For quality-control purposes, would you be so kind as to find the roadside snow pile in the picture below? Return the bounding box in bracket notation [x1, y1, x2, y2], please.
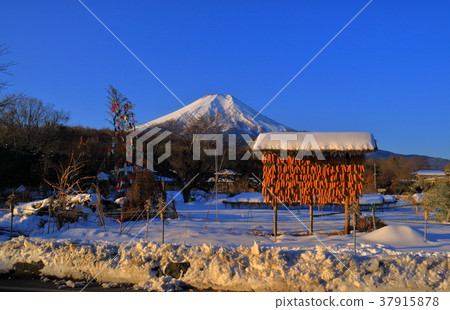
[224, 193, 265, 203]
[361, 225, 427, 246]
[0, 237, 448, 292]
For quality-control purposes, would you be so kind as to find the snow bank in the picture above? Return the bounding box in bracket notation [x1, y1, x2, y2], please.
[361, 225, 427, 246]
[0, 212, 44, 235]
[224, 193, 265, 203]
[13, 202, 40, 216]
[0, 237, 448, 292]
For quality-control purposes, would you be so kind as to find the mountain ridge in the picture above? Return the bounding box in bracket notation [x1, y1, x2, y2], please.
[366, 150, 449, 170]
[137, 94, 294, 136]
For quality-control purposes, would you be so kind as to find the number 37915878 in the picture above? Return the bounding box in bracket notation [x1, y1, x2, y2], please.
[379, 296, 439, 307]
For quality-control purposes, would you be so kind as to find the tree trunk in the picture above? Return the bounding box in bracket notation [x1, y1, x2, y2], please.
[424, 214, 428, 242]
[146, 209, 149, 239]
[161, 213, 165, 244]
[309, 204, 314, 235]
[10, 205, 14, 240]
[182, 186, 191, 203]
[344, 197, 350, 234]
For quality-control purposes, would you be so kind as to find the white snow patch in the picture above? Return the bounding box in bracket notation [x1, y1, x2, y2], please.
[413, 193, 425, 203]
[0, 237, 448, 292]
[361, 225, 428, 246]
[359, 194, 384, 205]
[253, 132, 376, 151]
[383, 195, 397, 203]
[224, 193, 265, 203]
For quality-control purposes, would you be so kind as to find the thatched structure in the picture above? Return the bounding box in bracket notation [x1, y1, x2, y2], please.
[253, 132, 377, 235]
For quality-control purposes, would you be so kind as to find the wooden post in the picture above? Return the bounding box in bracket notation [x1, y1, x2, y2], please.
[6, 193, 16, 240]
[273, 204, 278, 238]
[309, 195, 315, 235]
[424, 211, 428, 242]
[48, 198, 52, 234]
[353, 211, 357, 255]
[10, 204, 14, 239]
[119, 204, 125, 234]
[161, 212, 165, 244]
[146, 209, 150, 239]
[371, 205, 377, 231]
[344, 196, 350, 234]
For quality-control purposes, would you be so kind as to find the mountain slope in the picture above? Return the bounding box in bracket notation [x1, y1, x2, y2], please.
[137, 94, 294, 136]
[366, 150, 449, 170]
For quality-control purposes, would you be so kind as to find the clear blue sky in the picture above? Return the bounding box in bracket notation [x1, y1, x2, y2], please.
[1, 0, 449, 159]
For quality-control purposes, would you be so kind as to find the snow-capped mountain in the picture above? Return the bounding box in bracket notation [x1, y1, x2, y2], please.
[137, 94, 294, 136]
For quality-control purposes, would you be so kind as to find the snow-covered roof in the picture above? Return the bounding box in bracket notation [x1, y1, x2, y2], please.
[97, 172, 109, 181]
[253, 132, 377, 152]
[224, 192, 265, 203]
[16, 185, 27, 192]
[154, 175, 175, 182]
[413, 170, 446, 176]
[206, 177, 235, 183]
[214, 169, 241, 176]
[359, 194, 384, 205]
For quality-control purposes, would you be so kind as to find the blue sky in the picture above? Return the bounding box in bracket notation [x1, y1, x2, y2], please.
[1, 0, 449, 158]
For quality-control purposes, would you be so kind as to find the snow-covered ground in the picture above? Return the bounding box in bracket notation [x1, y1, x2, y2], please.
[0, 192, 449, 291]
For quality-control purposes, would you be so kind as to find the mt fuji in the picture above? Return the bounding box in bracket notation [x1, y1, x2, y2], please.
[137, 94, 295, 136]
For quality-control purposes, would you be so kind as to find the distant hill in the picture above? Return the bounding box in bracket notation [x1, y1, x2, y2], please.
[366, 150, 449, 170]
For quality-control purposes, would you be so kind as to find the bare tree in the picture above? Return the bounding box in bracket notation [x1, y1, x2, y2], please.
[45, 154, 92, 208]
[0, 95, 69, 147]
[0, 43, 15, 92]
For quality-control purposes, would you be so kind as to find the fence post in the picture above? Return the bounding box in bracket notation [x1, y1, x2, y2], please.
[6, 193, 17, 240]
[144, 198, 152, 239]
[273, 204, 278, 239]
[48, 197, 53, 234]
[371, 204, 377, 231]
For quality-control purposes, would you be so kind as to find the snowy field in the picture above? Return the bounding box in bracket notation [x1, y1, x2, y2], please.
[0, 192, 449, 291]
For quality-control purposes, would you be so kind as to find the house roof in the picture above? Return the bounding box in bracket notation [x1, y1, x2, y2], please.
[214, 169, 241, 176]
[207, 177, 235, 183]
[413, 170, 446, 176]
[253, 132, 377, 153]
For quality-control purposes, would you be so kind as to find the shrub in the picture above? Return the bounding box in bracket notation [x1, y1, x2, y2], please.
[355, 215, 387, 232]
[123, 170, 159, 221]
